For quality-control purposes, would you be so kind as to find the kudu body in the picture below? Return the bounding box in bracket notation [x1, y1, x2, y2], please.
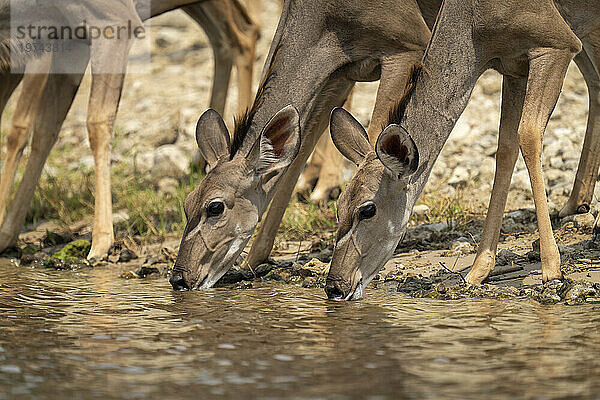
[171, 0, 443, 290]
[0, 0, 258, 258]
[326, 0, 599, 300]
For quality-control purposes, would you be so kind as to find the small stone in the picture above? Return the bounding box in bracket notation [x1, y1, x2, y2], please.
[118, 249, 138, 263]
[43, 231, 72, 247]
[157, 177, 179, 197]
[412, 204, 430, 216]
[451, 240, 473, 255]
[119, 271, 139, 279]
[572, 212, 595, 231]
[448, 166, 470, 186]
[137, 266, 161, 277]
[510, 169, 530, 192]
[496, 248, 519, 265]
[585, 297, 600, 304]
[295, 258, 329, 277]
[52, 240, 92, 261]
[421, 222, 448, 233]
[152, 145, 190, 179]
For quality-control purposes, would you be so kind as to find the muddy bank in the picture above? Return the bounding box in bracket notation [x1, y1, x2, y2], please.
[4, 206, 600, 305]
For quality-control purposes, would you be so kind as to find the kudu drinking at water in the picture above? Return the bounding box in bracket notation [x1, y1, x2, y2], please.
[170, 0, 443, 290]
[0, 0, 258, 258]
[325, 0, 599, 300]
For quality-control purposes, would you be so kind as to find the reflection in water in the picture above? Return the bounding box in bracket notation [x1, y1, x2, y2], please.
[0, 259, 599, 399]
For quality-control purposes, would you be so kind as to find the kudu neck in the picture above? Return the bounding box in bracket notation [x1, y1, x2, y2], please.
[402, 1, 483, 185]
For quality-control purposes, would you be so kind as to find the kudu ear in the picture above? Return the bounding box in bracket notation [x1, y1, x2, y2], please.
[195, 109, 231, 168]
[248, 105, 301, 177]
[375, 124, 419, 179]
[329, 107, 372, 165]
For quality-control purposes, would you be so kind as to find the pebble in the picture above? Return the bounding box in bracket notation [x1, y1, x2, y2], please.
[412, 204, 430, 216]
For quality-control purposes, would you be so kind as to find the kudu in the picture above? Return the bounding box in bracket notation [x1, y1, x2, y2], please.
[0, 0, 258, 258]
[170, 0, 443, 290]
[325, 0, 598, 300]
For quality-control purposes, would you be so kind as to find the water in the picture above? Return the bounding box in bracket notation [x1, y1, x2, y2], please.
[0, 259, 599, 400]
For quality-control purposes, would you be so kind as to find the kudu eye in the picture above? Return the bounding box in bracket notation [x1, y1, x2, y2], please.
[357, 203, 376, 221]
[206, 200, 225, 217]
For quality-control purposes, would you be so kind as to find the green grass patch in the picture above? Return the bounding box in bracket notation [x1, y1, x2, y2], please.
[25, 163, 205, 242]
[278, 199, 338, 241]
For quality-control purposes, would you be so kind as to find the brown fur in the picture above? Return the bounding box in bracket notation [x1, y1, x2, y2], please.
[230, 43, 281, 158]
[386, 63, 423, 127]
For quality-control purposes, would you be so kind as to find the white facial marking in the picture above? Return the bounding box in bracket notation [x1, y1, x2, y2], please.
[185, 222, 203, 242]
[200, 226, 246, 289]
[336, 225, 355, 247]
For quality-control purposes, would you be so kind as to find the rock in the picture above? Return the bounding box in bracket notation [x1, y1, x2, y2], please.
[496, 248, 520, 266]
[52, 240, 91, 261]
[42, 231, 72, 247]
[154, 27, 182, 48]
[510, 169, 530, 192]
[451, 240, 474, 255]
[157, 177, 179, 197]
[537, 279, 569, 304]
[532, 238, 540, 253]
[152, 145, 190, 179]
[564, 282, 597, 304]
[118, 248, 138, 263]
[572, 212, 595, 231]
[119, 271, 139, 279]
[501, 217, 518, 234]
[557, 245, 577, 261]
[421, 222, 448, 233]
[438, 185, 456, 197]
[295, 258, 329, 277]
[138, 266, 162, 277]
[506, 209, 535, 223]
[548, 156, 563, 169]
[134, 151, 154, 175]
[412, 204, 430, 216]
[219, 268, 254, 284]
[477, 157, 496, 184]
[448, 166, 470, 186]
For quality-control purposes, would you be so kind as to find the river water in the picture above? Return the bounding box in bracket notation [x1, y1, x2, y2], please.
[0, 259, 599, 399]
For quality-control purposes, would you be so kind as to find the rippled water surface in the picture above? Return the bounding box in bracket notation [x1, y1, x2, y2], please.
[1, 260, 599, 399]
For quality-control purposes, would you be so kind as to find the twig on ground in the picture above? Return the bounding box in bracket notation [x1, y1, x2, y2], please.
[439, 261, 467, 285]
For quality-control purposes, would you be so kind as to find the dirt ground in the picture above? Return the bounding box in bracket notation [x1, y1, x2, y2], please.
[2, 1, 600, 303]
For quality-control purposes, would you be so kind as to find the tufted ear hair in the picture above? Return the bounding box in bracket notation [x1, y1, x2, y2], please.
[329, 107, 372, 165]
[195, 109, 231, 168]
[375, 124, 419, 179]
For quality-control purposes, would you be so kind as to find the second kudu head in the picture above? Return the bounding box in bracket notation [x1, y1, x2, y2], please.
[170, 106, 301, 290]
[325, 107, 421, 301]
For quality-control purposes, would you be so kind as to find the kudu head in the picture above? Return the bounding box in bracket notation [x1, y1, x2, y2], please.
[325, 108, 420, 300]
[170, 106, 301, 290]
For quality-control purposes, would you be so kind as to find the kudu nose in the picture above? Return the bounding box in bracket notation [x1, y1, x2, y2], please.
[325, 282, 345, 300]
[170, 273, 189, 291]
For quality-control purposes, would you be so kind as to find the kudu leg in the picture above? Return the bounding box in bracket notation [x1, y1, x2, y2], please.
[0, 55, 52, 225]
[559, 50, 600, 218]
[230, 0, 258, 114]
[0, 72, 24, 185]
[85, 41, 131, 259]
[184, 0, 257, 116]
[518, 49, 574, 282]
[0, 72, 84, 252]
[465, 77, 526, 285]
[308, 91, 354, 203]
[297, 91, 353, 202]
[184, 2, 233, 116]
